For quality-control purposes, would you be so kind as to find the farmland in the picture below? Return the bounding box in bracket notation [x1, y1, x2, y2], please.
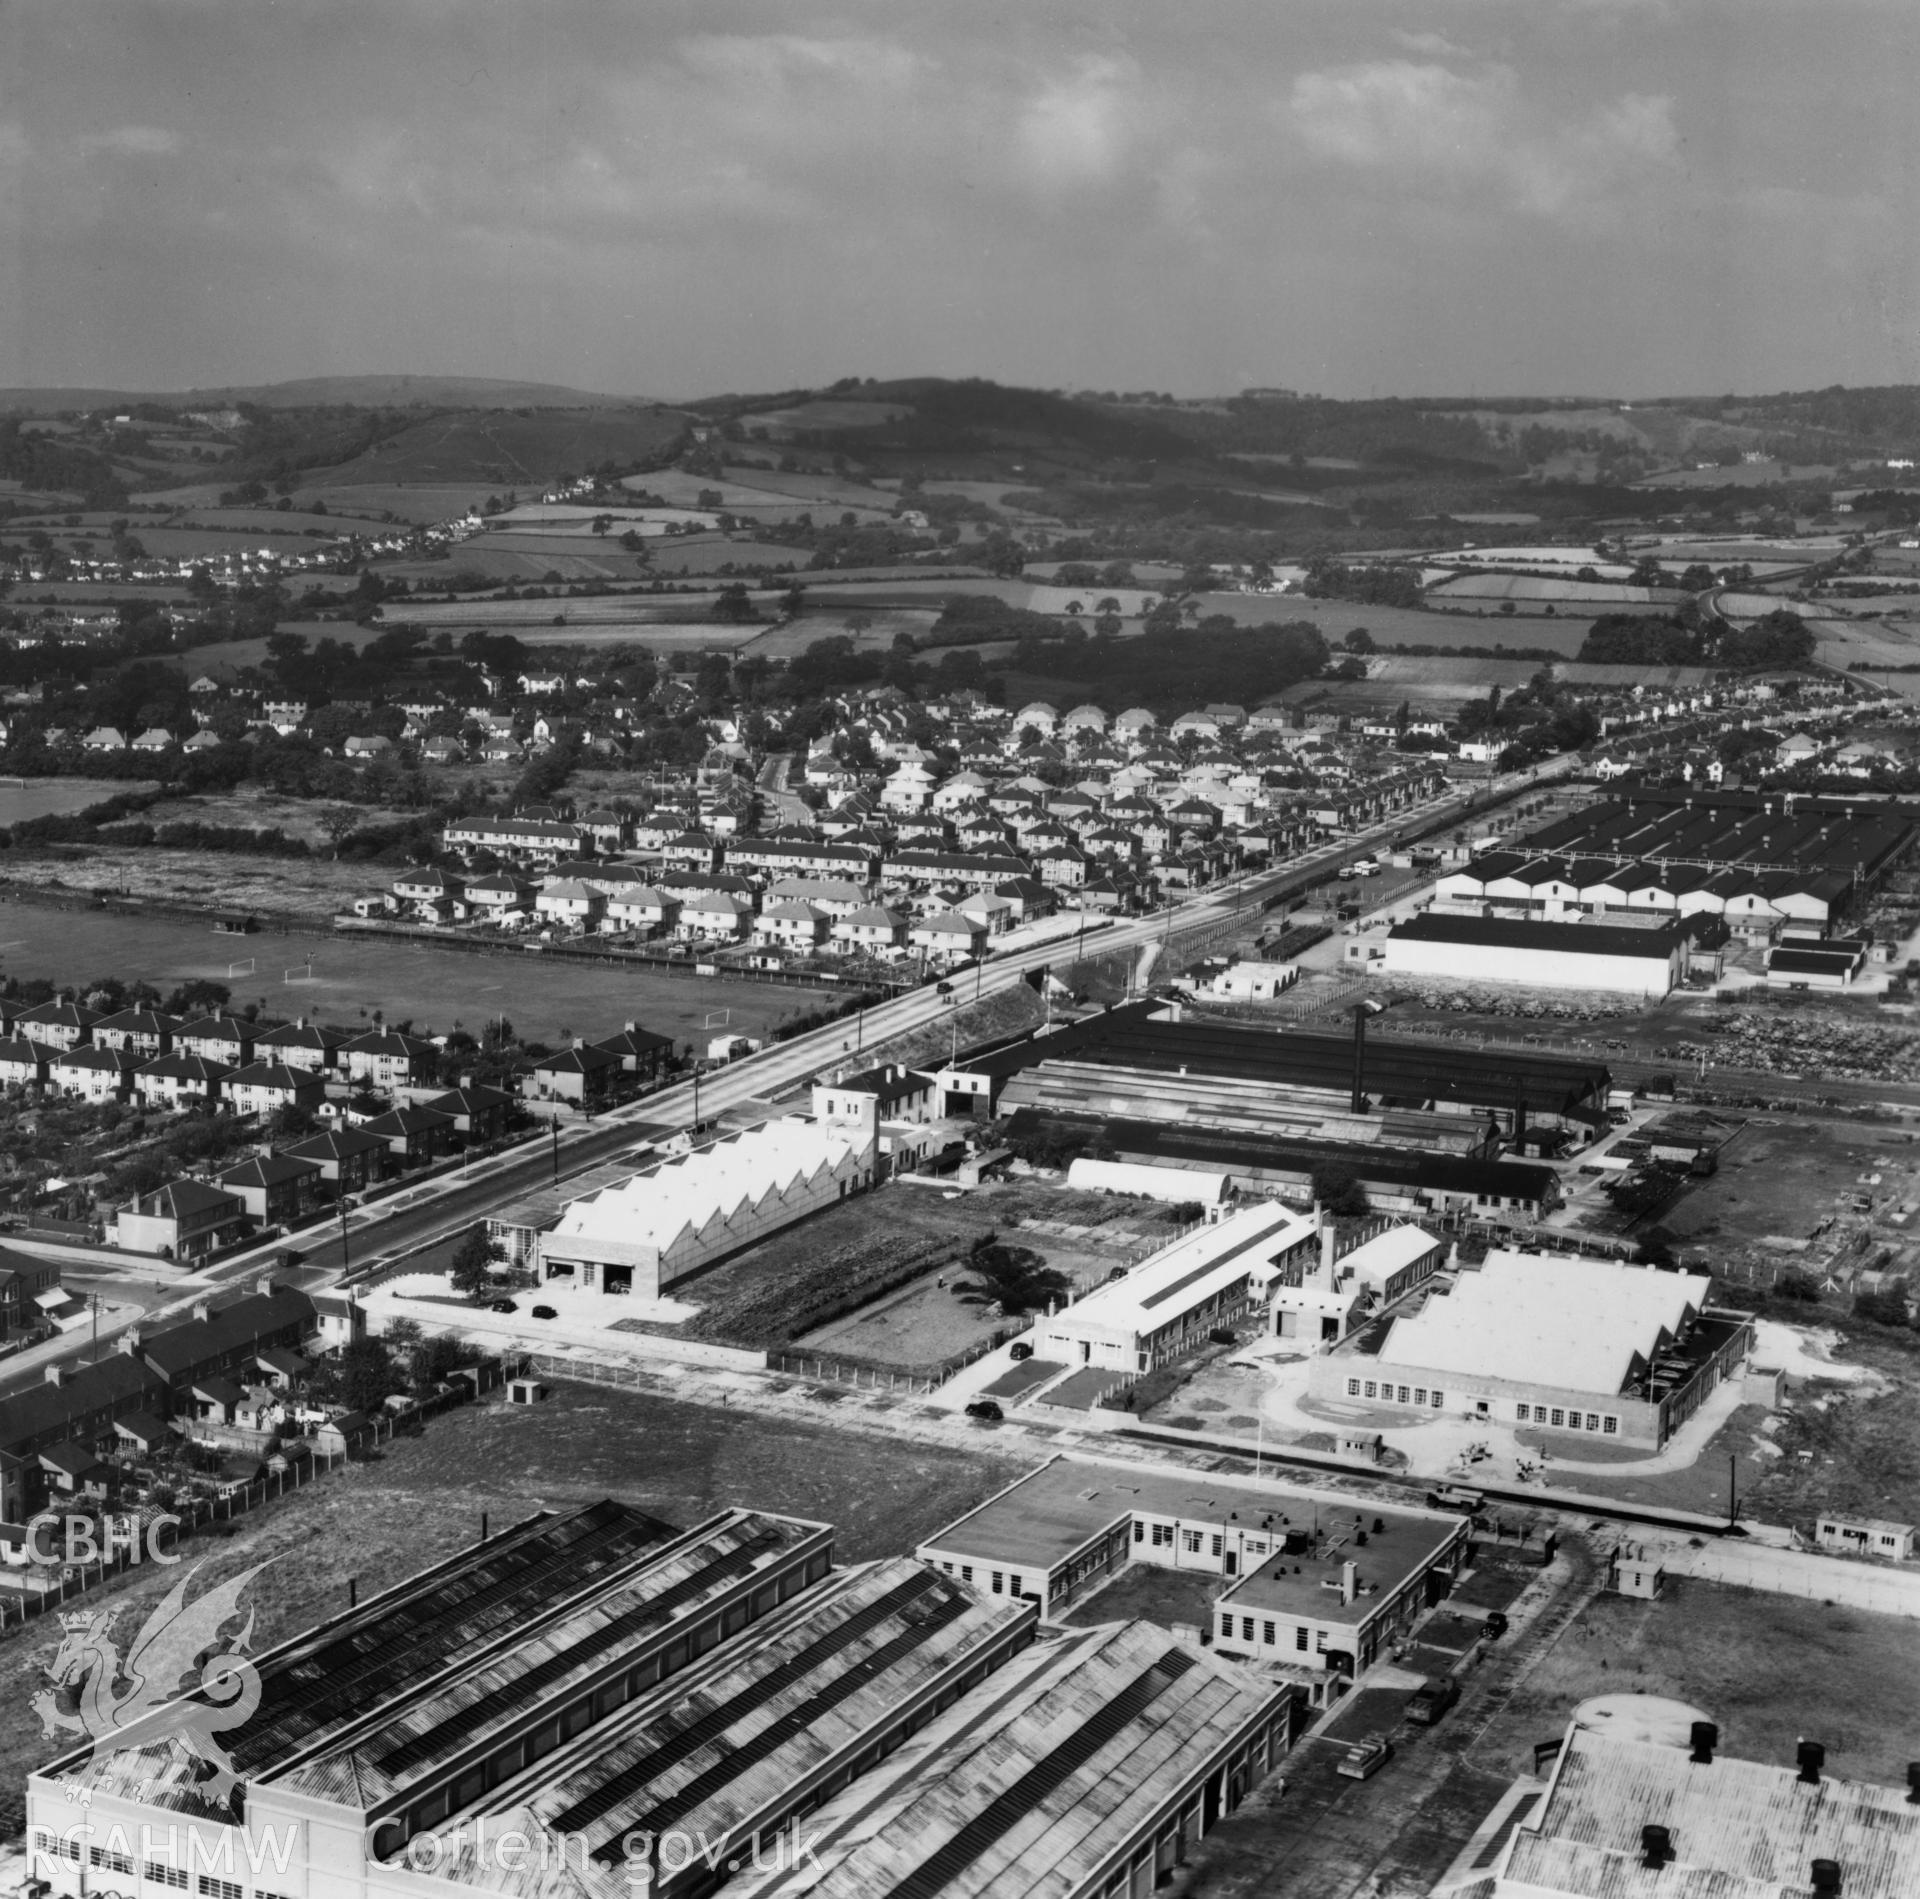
[0, 896, 840, 1048]
[301, 406, 689, 487]
[1428, 574, 1680, 607]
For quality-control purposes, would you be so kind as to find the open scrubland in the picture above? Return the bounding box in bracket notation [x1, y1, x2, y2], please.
[1475, 1578, 1920, 1787]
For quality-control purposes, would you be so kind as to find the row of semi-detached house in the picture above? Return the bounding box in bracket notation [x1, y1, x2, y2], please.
[0, 1281, 367, 1523]
[0, 1011, 439, 1098]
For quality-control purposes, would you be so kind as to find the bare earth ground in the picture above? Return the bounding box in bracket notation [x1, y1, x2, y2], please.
[1471, 1576, 1920, 1785]
[798, 1270, 1013, 1364]
[0, 897, 839, 1049]
[649, 1177, 1152, 1353]
[0, 1382, 1026, 1833]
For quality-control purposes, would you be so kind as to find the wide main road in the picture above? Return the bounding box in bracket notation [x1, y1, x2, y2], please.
[0, 758, 1563, 1394]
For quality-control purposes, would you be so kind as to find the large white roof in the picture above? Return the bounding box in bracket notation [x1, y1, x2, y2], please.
[1339, 1222, 1443, 1291]
[547, 1117, 866, 1262]
[1060, 1201, 1316, 1338]
[1375, 1249, 1708, 1396]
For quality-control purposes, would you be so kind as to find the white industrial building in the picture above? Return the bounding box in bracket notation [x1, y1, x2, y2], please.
[537, 1116, 875, 1297]
[1311, 1249, 1752, 1449]
[1035, 1200, 1318, 1374]
[1382, 913, 1683, 997]
[1271, 1219, 1446, 1345]
[1065, 1158, 1232, 1205]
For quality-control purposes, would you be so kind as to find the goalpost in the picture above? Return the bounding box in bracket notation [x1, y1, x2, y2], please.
[283, 961, 315, 984]
[226, 958, 255, 978]
[703, 1009, 731, 1030]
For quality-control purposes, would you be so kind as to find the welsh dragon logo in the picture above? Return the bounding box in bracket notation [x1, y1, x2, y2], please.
[33, 1562, 269, 1804]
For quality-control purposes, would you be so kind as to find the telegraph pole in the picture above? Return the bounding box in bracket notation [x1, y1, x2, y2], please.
[338, 1197, 351, 1274]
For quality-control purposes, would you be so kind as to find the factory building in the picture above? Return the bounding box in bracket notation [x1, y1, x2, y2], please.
[1033, 1200, 1319, 1374]
[1381, 913, 1685, 998]
[1008, 1113, 1562, 1228]
[1311, 1249, 1753, 1449]
[1443, 788, 1919, 940]
[919, 1456, 1468, 1680]
[30, 1496, 1297, 1899]
[1471, 1722, 1920, 1898]
[538, 1117, 874, 1297]
[950, 1001, 1611, 1139]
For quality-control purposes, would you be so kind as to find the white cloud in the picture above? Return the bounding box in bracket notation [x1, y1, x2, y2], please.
[1014, 55, 1145, 193]
[75, 125, 182, 159]
[1390, 30, 1475, 58]
[1288, 59, 1675, 215]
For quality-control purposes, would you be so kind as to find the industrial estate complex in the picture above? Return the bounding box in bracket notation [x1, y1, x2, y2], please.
[11, 629, 1920, 1899]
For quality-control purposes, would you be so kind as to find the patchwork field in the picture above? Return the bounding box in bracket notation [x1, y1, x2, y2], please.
[1429, 575, 1681, 606]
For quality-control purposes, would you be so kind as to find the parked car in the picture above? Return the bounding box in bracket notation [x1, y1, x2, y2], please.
[1009, 1342, 1033, 1361]
[964, 1399, 1004, 1422]
[1406, 1677, 1460, 1726]
[1483, 1611, 1510, 1641]
[1336, 1738, 1393, 1781]
[489, 1298, 518, 1314]
[530, 1304, 557, 1321]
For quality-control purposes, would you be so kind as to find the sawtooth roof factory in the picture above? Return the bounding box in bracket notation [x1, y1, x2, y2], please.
[1440, 787, 1917, 937]
[30, 1497, 1300, 1899]
[1310, 1248, 1754, 1449]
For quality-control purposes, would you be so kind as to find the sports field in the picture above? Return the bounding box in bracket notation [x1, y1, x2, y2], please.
[0, 901, 839, 1049]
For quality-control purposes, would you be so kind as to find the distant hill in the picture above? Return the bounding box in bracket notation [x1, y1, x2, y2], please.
[300, 406, 690, 486]
[0, 374, 654, 414]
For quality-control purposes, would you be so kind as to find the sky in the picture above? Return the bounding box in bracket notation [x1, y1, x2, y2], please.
[3, 0, 1919, 402]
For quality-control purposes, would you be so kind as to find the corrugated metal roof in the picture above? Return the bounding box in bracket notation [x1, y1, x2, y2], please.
[722, 1621, 1292, 1899]
[421, 1560, 1032, 1898]
[274, 1510, 819, 1806]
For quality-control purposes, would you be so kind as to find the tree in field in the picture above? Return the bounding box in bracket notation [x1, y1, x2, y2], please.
[449, 1223, 502, 1301]
[954, 1236, 1071, 1316]
[1343, 627, 1376, 654]
[319, 805, 361, 858]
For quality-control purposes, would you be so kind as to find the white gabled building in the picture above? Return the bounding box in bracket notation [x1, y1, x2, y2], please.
[537, 1116, 875, 1297]
[1036, 1200, 1319, 1375]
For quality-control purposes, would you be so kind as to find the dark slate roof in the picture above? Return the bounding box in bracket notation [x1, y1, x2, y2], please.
[136, 1177, 243, 1219]
[140, 1288, 319, 1379]
[362, 1106, 457, 1136]
[220, 1153, 323, 1189]
[1390, 913, 1682, 959]
[285, 1127, 388, 1161]
[593, 1024, 673, 1058]
[0, 1355, 166, 1455]
[225, 1062, 317, 1090]
[533, 1043, 622, 1074]
[137, 1053, 233, 1083]
[342, 1030, 436, 1057]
